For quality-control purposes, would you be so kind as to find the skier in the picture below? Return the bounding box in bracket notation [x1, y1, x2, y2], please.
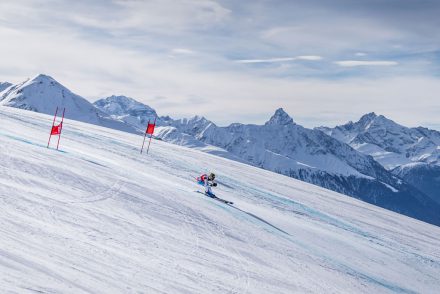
[197, 172, 217, 197]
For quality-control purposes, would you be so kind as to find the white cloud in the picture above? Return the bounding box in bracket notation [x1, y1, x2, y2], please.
[334, 60, 398, 67]
[236, 56, 322, 63]
[296, 55, 323, 61]
[237, 57, 296, 63]
[171, 48, 196, 55]
[68, 0, 231, 32]
[260, 21, 405, 55]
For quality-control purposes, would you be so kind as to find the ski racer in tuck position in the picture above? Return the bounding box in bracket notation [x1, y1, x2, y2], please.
[196, 173, 217, 197]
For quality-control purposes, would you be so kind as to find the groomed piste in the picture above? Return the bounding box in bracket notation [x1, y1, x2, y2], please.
[1, 106, 440, 293]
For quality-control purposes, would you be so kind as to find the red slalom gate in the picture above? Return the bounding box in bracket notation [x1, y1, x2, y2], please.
[47, 107, 66, 150]
[140, 116, 157, 154]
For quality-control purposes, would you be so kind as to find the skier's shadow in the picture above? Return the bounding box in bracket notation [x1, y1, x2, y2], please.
[229, 205, 291, 236]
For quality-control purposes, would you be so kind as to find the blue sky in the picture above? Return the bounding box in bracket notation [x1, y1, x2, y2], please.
[0, 0, 439, 129]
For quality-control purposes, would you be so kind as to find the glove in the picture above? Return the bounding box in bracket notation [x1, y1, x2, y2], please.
[212, 183, 217, 187]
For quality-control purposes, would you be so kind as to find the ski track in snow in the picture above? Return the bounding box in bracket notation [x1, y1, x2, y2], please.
[1, 106, 440, 293]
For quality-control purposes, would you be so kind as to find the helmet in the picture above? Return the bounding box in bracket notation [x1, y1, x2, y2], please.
[209, 173, 216, 180]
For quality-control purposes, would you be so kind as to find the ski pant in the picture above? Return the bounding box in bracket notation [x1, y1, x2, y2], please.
[198, 180, 213, 195]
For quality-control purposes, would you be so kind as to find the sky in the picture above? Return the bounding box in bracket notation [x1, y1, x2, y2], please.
[0, 0, 439, 129]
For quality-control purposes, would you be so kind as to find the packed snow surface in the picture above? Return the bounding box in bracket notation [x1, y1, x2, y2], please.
[1, 106, 440, 293]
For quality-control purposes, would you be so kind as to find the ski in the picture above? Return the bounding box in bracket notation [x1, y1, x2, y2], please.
[195, 191, 233, 205]
[211, 196, 234, 205]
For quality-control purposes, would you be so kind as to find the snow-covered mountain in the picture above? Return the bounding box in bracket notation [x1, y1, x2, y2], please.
[265, 107, 294, 125]
[318, 113, 440, 204]
[393, 163, 440, 205]
[0, 75, 137, 133]
[2, 106, 440, 293]
[94, 95, 158, 131]
[317, 112, 440, 169]
[96, 97, 440, 225]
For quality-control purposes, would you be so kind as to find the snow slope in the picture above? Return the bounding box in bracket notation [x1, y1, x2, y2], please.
[1, 106, 440, 293]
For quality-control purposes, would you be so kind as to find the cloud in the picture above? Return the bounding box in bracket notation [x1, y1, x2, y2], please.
[260, 22, 404, 55]
[236, 57, 296, 64]
[66, 0, 231, 32]
[171, 48, 197, 55]
[296, 56, 323, 61]
[334, 60, 398, 67]
[236, 55, 322, 63]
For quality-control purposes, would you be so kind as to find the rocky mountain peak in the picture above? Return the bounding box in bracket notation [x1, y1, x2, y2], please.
[32, 73, 56, 83]
[357, 112, 377, 126]
[265, 108, 294, 126]
[94, 95, 157, 117]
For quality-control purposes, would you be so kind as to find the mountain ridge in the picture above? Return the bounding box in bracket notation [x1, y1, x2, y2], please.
[318, 112, 440, 205]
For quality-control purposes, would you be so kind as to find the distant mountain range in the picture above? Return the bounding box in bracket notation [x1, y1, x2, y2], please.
[318, 113, 440, 205]
[2, 74, 439, 226]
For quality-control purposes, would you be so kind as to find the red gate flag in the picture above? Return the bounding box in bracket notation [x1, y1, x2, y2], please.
[47, 107, 66, 150]
[140, 116, 157, 154]
[146, 122, 155, 135]
[51, 123, 63, 135]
